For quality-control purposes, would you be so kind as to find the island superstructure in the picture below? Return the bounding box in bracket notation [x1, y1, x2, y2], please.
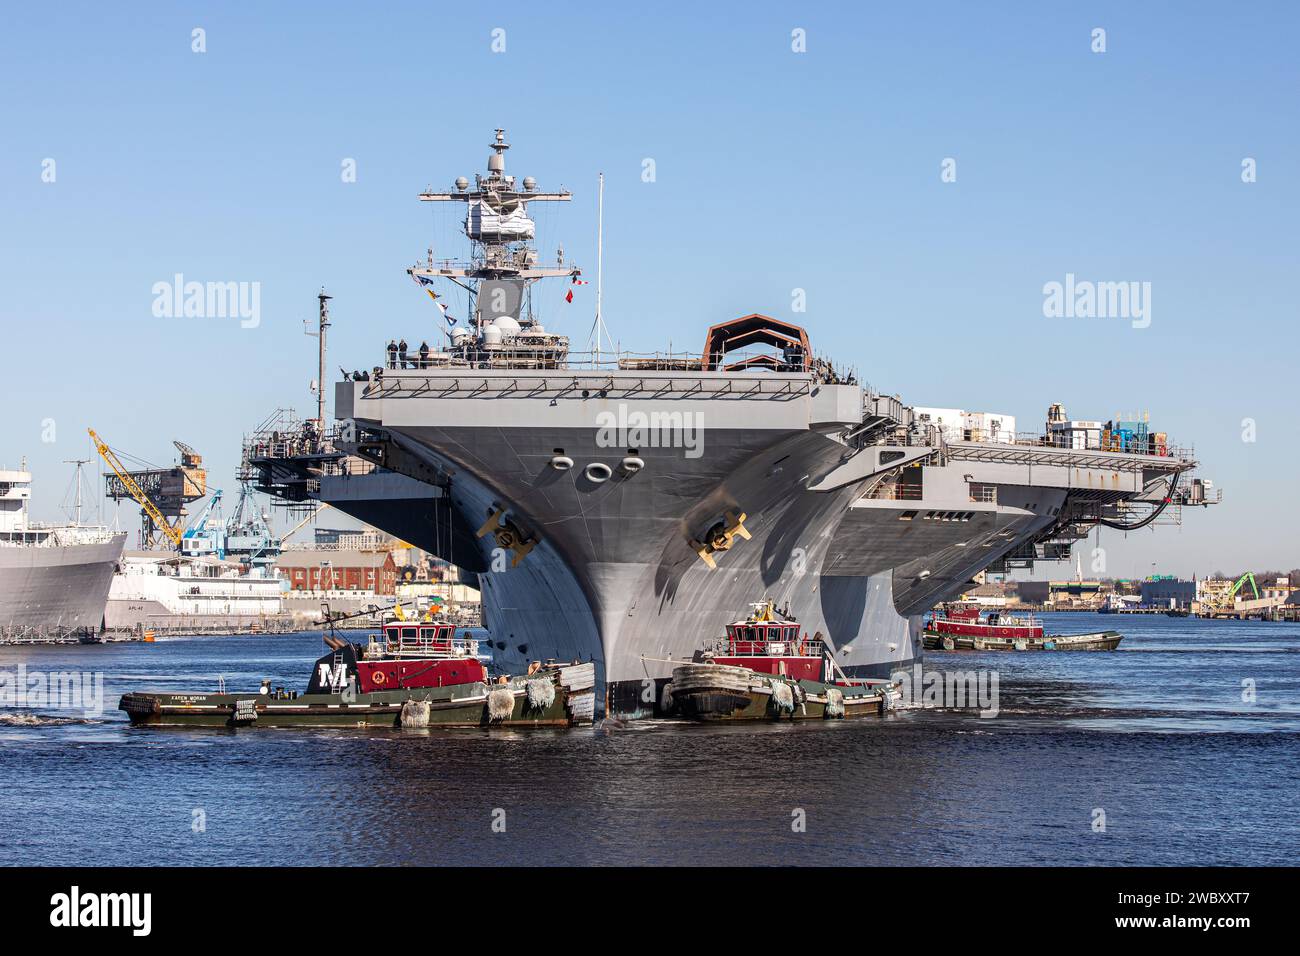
[245, 131, 1219, 717]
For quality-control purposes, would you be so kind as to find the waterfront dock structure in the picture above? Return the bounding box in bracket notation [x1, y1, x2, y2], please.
[957, 572, 1298, 621]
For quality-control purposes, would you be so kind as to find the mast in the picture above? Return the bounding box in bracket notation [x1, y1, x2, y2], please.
[64, 458, 90, 525]
[409, 131, 580, 368]
[316, 289, 332, 436]
[596, 172, 604, 365]
[588, 171, 613, 364]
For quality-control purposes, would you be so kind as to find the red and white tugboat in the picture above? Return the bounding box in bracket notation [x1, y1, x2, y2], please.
[667, 600, 897, 721]
[923, 603, 1121, 651]
[120, 607, 596, 728]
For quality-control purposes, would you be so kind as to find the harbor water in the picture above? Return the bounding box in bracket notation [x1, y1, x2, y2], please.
[0, 613, 1296, 866]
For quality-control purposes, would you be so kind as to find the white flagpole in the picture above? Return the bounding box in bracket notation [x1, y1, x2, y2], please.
[595, 171, 604, 366]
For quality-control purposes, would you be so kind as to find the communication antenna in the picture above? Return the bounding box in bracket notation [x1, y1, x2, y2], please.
[304, 289, 332, 440]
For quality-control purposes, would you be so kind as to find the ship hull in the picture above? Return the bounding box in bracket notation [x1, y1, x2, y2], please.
[0, 534, 127, 635]
[319, 419, 924, 718]
[120, 691, 573, 728]
[669, 662, 886, 721]
[277, 358, 1196, 718]
[119, 668, 594, 729]
[922, 629, 1122, 651]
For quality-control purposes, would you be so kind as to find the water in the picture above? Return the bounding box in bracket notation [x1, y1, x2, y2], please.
[1, 613, 1296, 865]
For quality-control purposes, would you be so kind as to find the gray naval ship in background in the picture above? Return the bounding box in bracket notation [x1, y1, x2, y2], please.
[1, 463, 126, 640]
[245, 131, 1219, 717]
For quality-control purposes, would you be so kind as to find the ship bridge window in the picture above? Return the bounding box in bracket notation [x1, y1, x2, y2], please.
[400, 626, 418, 645]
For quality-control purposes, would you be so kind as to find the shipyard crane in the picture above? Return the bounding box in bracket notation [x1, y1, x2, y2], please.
[180, 489, 226, 559]
[92, 430, 207, 548]
[88, 428, 185, 548]
[1229, 572, 1261, 602]
[281, 502, 331, 542]
[225, 483, 281, 569]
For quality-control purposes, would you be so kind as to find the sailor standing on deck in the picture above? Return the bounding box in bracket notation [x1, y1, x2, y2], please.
[418, 341, 430, 369]
[387, 339, 398, 369]
[398, 338, 409, 369]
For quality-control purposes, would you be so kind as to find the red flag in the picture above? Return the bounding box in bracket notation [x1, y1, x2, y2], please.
[565, 289, 574, 303]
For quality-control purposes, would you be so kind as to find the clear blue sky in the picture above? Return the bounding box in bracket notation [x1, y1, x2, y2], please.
[2, 1, 1295, 577]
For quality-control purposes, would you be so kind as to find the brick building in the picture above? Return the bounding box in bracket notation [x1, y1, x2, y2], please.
[275, 549, 397, 595]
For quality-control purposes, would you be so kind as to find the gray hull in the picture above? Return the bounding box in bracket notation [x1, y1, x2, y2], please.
[0, 534, 127, 635]
[317, 374, 930, 716]
[247, 360, 1202, 717]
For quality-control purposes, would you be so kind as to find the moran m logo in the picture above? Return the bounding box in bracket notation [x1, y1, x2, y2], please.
[317, 661, 348, 690]
[50, 886, 151, 937]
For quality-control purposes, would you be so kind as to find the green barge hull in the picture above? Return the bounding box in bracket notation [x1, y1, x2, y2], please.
[668, 662, 892, 722]
[922, 629, 1122, 652]
[120, 663, 596, 729]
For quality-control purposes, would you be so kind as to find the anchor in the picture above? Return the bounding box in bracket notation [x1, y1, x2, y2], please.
[688, 510, 750, 569]
[476, 505, 537, 567]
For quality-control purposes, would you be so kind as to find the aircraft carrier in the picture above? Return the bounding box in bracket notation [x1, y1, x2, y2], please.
[1, 465, 126, 639]
[245, 131, 1219, 717]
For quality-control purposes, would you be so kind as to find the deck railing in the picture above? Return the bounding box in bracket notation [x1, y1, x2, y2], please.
[867, 483, 924, 501]
[704, 637, 825, 658]
[366, 634, 483, 659]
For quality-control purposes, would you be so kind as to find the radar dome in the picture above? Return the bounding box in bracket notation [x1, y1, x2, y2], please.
[455, 176, 469, 191]
[492, 316, 521, 334]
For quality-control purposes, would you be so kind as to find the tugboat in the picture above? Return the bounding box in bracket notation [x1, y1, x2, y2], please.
[922, 603, 1121, 651]
[666, 601, 897, 721]
[119, 609, 596, 728]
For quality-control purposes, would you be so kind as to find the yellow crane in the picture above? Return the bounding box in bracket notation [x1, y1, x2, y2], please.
[88, 428, 184, 548]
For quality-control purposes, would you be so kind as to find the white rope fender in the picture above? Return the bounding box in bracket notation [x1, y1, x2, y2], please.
[770, 680, 795, 713]
[525, 677, 556, 711]
[487, 687, 516, 722]
[400, 699, 431, 728]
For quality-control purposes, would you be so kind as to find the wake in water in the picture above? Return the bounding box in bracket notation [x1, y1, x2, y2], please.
[0, 711, 99, 727]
